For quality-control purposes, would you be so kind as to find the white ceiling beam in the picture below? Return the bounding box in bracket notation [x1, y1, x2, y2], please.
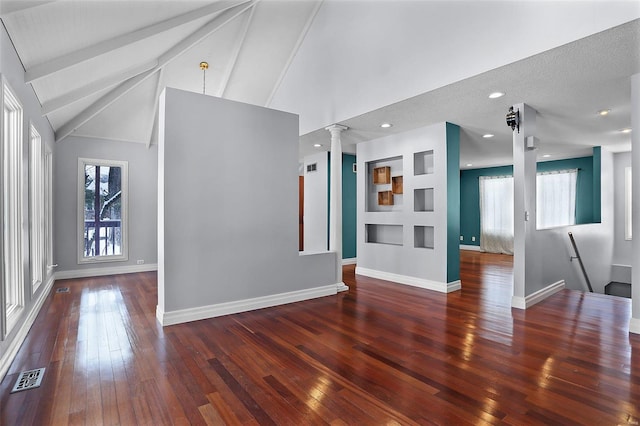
[0, 1, 56, 16]
[56, 1, 256, 143]
[146, 69, 165, 148]
[25, 0, 252, 84]
[41, 60, 158, 116]
[265, 0, 323, 107]
[218, 6, 256, 98]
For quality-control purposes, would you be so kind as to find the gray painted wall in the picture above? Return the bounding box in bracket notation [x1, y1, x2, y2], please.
[303, 151, 328, 252]
[0, 24, 56, 377]
[54, 136, 158, 273]
[158, 88, 336, 316]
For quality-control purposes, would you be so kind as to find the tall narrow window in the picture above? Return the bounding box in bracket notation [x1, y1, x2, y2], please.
[536, 169, 577, 229]
[625, 167, 632, 240]
[29, 124, 44, 293]
[77, 158, 128, 263]
[45, 150, 54, 276]
[2, 79, 25, 337]
[479, 175, 514, 254]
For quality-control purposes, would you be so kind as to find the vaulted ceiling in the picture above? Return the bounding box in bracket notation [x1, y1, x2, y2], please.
[1, 1, 638, 168]
[1, 0, 321, 147]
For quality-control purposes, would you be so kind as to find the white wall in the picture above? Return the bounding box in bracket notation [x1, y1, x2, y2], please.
[613, 152, 632, 268]
[54, 136, 158, 277]
[356, 122, 457, 292]
[271, 1, 639, 135]
[533, 149, 615, 294]
[157, 88, 337, 325]
[0, 24, 56, 379]
[303, 151, 328, 252]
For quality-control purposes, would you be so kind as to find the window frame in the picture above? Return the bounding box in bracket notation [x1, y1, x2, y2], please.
[29, 122, 44, 294]
[1, 77, 25, 338]
[77, 157, 129, 264]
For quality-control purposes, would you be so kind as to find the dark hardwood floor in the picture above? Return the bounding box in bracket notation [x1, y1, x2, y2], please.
[2, 251, 639, 425]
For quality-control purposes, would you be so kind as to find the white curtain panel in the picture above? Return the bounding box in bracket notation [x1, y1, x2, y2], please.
[479, 176, 514, 254]
[536, 169, 577, 229]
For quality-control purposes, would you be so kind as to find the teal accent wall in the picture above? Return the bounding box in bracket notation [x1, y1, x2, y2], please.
[446, 123, 460, 282]
[592, 146, 601, 223]
[460, 156, 598, 247]
[327, 153, 357, 259]
[342, 154, 357, 259]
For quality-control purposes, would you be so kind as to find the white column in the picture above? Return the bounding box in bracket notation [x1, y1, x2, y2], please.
[631, 73, 640, 334]
[512, 103, 538, 309]
[326, 124, 349, 292]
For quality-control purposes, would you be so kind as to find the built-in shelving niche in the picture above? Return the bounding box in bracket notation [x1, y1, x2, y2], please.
[414, 225, 434, 249]
[367, 156, 403, 212]
[366, 224, 403, 246]
[414, 150, 434, 175]
[414, 188, 434, 212]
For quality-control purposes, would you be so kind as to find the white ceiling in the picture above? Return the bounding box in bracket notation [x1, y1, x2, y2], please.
[1, 1, 638, 169]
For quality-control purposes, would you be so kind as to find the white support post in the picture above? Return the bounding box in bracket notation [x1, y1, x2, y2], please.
[631, 73, 640, 334]
[326, 124, 349, 292]
[511, 103, 538, 309]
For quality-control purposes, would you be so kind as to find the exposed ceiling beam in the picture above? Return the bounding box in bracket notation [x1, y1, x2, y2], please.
[266, 0, 323, 108]
[41, 60, 157, 116]
[0, 1, 56, 16]
[25, 0, 251, 84]
[218, 6, 256, 98]
[56, 1, 256, 143]
[146, 69, 165, 148]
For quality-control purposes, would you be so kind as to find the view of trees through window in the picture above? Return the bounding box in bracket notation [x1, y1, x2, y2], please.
[83, 164, 122, 257]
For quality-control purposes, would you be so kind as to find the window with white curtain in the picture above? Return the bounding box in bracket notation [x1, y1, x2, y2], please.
[536, 169, 577, 229]
[479, 175, 514, 254]
[625, 167, 632, 240]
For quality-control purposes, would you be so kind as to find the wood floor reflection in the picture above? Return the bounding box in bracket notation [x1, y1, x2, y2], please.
[2, 251, 639, 425]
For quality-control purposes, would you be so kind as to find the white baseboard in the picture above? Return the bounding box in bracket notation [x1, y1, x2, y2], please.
[355, 267, 460, 293]
[630, 317, 640, 335]
[55, 263, 158, 280]
[512, 280, 565, 310]
[342, 258, 357, 265]
[460, 244, 482, 252]
[0, 274, 55, 381]
[157, 283, 339, 326]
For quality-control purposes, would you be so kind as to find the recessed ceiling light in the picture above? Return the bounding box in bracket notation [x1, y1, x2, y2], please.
[488, 92, 505, 99]
[482, 134, 494, 138]
[542, 154, 551, 158]
[598, 109, 610, 116]
[621, 128, 632, 134]
[380, 123, 392, 128]
[466, 163, 473, 167]
[313, 143, 322, 148]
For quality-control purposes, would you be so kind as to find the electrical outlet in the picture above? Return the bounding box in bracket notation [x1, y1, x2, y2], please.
[471, 236, 476, 242]
[136, 260, 144, 265]
[459, 235, 463, 241]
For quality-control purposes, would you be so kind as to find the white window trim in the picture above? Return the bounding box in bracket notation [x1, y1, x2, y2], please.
[29, 123, 44, 294]
[2, 77, 25, 338]
[77, 157, 129, 264]
[625, 166, 632, 240]
[45, 149, 54, 276]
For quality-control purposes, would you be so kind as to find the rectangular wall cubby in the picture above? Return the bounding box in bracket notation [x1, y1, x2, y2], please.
[366, 156, 403, 212]
[414, 150, 434, 175]
[366, 224, 403, 246]
[414, 225, 434, 249]
[414, 188, 434, 212]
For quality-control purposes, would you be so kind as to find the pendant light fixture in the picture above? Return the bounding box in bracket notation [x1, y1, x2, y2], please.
[199, 61, 209, 95]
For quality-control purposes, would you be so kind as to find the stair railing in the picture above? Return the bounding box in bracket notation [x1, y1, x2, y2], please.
[568, 232, 594, 293]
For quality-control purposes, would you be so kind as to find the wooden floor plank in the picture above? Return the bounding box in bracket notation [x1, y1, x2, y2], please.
[2, 254, 640, 425]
